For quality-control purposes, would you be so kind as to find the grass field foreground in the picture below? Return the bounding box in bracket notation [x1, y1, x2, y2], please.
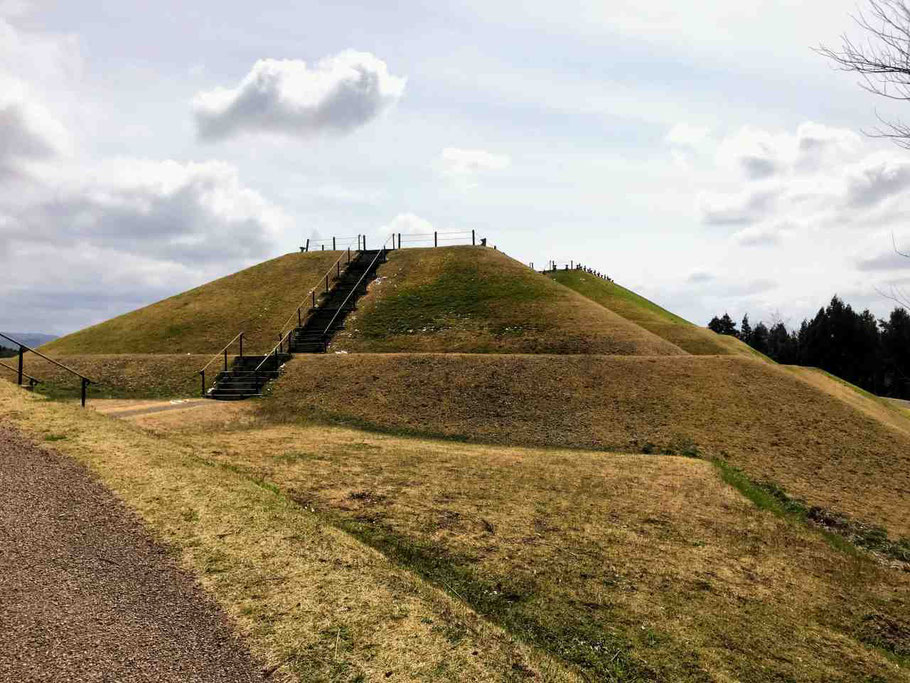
[263, 353, 910, 541]
[41, 251, 343, 355]
[133, 402, 910, 682]
[332, 247, 686, 356]
[0, 384, 572, 682]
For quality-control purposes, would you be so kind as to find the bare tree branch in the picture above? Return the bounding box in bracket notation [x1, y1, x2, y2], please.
[816, 0, 910, 144]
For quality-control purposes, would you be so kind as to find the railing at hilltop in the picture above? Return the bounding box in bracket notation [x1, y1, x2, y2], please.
[537, 261, 613, 282]
[301, 230, 482, 252]
[394, 229, 477, 249]
[301, 235, 371, 252]
[0, 332, 94, 406]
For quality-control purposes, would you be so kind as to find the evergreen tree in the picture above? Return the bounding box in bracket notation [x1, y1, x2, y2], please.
[708, 313, 738, 337]
[881, 307, 910, 397]
[750, 322, 770, 355]
[740, 315, 753, 346]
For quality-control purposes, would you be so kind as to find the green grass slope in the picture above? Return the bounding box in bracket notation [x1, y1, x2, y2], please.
[548, 269, 758, 357]
[2, 354, 207, 398]
[41, 251, 343, 355]
[262, 353, 910, 542]
[332, 247, 687, 355]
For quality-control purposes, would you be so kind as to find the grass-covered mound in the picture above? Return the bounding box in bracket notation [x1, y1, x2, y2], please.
[262, 353, 910, 540]
[41, 251, 343, 355]
[331, 247, 686, 355]
[549, 269, 758, 357]
[2, 354, 206, 398]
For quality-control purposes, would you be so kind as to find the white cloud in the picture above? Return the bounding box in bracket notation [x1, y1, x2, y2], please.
[699, 187, 778, 225]
[732, 223, 790, 247]
[0, 76, 72, 176]
[439, 147, 511, 176]
[686, 270, 714, 284]
[193, 51, 406, 142]
[1, 156, 291, 332]
[676, 121, 910, 245]
[381, 212, 435, 236]
[0, 16, 81, 86]
[5, 158, 289, 264]
[665, 123, 711, 150]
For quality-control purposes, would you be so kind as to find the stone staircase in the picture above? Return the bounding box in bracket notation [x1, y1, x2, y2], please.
[290, 249, 384, 353]
[205, 249, 386, 400]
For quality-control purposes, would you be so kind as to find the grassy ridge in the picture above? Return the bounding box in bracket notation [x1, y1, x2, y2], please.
[2, 354, 207, 399]
[332, 247, 687, 355]
[262, 353, 910, 540]
[548, 270, 758, 357]
[42, 251, 343, 355]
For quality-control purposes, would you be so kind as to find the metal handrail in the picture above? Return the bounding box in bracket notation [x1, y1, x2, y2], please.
[251, 329, 295, 375]
[251, 235, 392, 374]
[271, 243, 358, 348]
[0, 333, 93, 381]
[0, 332, 94, 406]
[197, 331, 245, 397]
[198, 239, 360, 397]
[199, 331, 244, 374]
[0, 361, 41, 385]
[319, 235, 393, 339]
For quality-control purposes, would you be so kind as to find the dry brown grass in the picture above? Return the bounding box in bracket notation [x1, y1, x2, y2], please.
[41, 251, 343, 355]
[332, 247, 686, 355]
[262, 353, 910, 539]
[1, 354, 207, 399]
[0, 383, 575, 682]
[132, 406, 910, 682]
[549, 270, 757, 357]
[787, 366, 910, 439]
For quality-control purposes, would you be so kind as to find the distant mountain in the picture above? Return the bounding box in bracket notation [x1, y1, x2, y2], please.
[0, 332, 59, 349]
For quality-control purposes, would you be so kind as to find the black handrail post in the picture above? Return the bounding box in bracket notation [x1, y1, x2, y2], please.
[434, 231, 437, 247]
[304, 238, 309, 252]
[297, 308, 302, 326]
[347, 247, 351, 263]
[472, 229, 475, 246]
[311, 290, 316, 308]
[321, 244, 325, 251]
[81, 378, 87, 408]
[333, 236, 336, 250]
[17, 345, 23, 386]
[397, 232, 401, 249]
[200, 370, 205, 397]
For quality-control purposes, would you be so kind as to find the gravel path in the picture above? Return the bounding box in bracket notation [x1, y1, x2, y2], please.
[0, 424, 265, 682]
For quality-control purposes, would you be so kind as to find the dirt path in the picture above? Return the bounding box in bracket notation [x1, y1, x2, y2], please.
[91, 398, 209, 418]
[0, 424, 265, 683]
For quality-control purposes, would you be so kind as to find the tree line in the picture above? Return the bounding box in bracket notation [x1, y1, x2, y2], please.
[709, 296, 910, 399]
[0, 345, 17, 359]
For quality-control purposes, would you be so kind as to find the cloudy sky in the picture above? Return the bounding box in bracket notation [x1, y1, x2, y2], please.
[3, 0, 910, 336]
